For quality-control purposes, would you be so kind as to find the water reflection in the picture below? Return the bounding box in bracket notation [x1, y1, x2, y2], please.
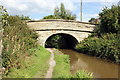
[59, 49, 119, 78]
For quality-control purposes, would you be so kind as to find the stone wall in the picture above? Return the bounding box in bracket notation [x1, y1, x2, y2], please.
[27, 20, 96, 47]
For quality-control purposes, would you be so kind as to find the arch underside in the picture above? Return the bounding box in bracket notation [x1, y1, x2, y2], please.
[44, 33, 79, 49]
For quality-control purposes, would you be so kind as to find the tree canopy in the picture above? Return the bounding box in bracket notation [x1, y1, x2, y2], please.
[88, 18, 99, 24]
[99, 5, 120, 33]
[43, 3, 76, 20]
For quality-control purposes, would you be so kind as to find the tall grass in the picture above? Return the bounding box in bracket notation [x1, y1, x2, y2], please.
[2, 16, 38, 76]
[5, 46, 50, 78]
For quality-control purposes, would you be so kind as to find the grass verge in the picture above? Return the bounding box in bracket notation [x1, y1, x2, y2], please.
[52, 49, 93, 79]
[52, 54, 71, 78]
[5, 46, 50, 78]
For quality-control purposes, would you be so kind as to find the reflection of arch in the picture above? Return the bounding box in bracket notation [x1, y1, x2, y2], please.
[44, 33, 79, 49]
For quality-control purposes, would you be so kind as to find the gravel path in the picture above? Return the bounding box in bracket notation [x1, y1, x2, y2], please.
[45, 48, 56, 79]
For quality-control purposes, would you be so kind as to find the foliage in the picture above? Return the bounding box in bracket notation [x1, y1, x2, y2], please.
[2, 14, 39, 76]
[99, 5, 119, 33]
[89, 18, 99, 24]
[43, 15, 55, 19]
[59, 3, 66, 19]
[76, 5, 120, 64]
[71, 70, 93, 79]
[65, 10, 76, 20]
[75, 33, 120, 63]
[43, 3, 76, 20]
[17, 15, 31, 20]
[5, 46, 50, 78]
[1, 5, 9, 27]
[89, 18, 96, 23]
[45, 35, 67, 49]
[54, 7, 61, 19]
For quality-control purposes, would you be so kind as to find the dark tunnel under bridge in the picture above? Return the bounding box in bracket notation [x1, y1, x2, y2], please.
[45, 33, 79, 49]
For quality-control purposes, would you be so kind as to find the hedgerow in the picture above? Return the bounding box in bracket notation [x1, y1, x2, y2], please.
[76, 33, 120, 63]
[1, 6, 38, 76]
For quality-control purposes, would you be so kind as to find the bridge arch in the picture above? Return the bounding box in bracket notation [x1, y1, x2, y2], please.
[44, 33, 79, 49]
[28, 20, 96, 48]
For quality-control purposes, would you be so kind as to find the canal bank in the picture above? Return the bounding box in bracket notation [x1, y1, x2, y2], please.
[51, 48, 93, 78]
[59, 49, 119, 78]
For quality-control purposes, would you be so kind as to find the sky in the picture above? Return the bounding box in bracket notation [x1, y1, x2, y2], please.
[0, 0, 119, 22]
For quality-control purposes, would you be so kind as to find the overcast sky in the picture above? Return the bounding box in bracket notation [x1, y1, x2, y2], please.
[1, 0, 119, 22]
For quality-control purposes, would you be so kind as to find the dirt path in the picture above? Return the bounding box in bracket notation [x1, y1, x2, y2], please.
[45, 48, 56, 79]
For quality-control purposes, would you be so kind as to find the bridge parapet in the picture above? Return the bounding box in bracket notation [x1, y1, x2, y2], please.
[27, 20, 96, 32]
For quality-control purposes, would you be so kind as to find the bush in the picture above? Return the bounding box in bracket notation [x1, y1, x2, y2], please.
[43, 15, 55, 19]
[2, 15, 38, 76]
[75, 33, 120, 63]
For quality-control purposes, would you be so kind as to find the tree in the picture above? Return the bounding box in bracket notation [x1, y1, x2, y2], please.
[118, 5, 120, 28]
[89, 18, 96, 23]
[89, 18, 99, 24]
[65, 10, 76, 20]
[43, 3, 76, 20]
[54, 7, 60, 19]
[60, 3, 66, 19]
[99, 5, 119, 33]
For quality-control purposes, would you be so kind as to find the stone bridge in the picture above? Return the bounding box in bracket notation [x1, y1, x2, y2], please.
[27, 19, 96, 48]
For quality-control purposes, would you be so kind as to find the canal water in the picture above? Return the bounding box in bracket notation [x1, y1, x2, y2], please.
[59, 49, 119, 78]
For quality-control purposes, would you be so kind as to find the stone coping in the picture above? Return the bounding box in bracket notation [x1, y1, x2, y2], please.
[26, 19, 97, 25]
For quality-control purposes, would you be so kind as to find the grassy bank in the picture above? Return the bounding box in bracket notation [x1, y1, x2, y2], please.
[5, 46, 50, 78]
[52, 49, 93, 79]
[53, 54, 71, 78]
[2, 14, 51, 78]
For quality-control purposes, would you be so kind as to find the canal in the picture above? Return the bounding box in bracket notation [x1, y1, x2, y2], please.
[59, 49, 119, 78]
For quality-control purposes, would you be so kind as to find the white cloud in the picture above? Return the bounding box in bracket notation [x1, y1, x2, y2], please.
[0, 0, 77, 15]
[18, 4, 28, 11]
[0, 0, 118, 20]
